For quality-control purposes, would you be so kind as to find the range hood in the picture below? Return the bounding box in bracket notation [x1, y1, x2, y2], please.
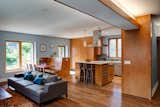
[83, 30, 102, 47]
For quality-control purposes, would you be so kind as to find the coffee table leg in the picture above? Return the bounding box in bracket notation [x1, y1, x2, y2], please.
[4, 99, 9, 107]
[2, 100, 5, 107]
[4, 100, 6, 107]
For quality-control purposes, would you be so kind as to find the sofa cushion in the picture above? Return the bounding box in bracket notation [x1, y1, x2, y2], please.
[26, 84, 44, 91]
[25, 84, 46, 97]
[16, 80, 34, 87]
[43, 75, 59, 83]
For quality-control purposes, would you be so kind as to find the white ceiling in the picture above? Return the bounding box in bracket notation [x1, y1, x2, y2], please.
[0, 0, 117, 38]
[111, 0, 160, 17]
[0, 0, 159, 38]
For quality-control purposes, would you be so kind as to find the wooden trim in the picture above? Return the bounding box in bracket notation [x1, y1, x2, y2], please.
[152, 81, 159, 97]
[5, 40, 21, 72]
[99, 0, 139, 28]
[19, 41, 22, 69]
[0, 81, 7, 86]
[5, 40, 34, 72]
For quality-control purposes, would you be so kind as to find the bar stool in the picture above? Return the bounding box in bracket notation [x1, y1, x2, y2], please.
[86, 64, 95, 84]
[79, 63, 87, 83]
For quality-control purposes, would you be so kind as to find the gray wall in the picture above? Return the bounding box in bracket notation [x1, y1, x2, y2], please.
[151, 16, 159, 90]
[151, 24, 158, 89]
[0, 31, 70, 81]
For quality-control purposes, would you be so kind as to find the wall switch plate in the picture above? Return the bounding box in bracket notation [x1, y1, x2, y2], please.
[124, 60, 131, 64]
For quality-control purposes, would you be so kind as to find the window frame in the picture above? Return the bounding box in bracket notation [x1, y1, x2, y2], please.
[5, 40, 34, 72]
[108, 38, 121, 58]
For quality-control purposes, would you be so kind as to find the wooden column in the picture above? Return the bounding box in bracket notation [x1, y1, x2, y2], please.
[122, 15, 152, 99]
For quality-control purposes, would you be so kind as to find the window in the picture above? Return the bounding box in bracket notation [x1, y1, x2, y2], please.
[109, 38, 122, 58]
[22, 42, 34, 68]
[58, 46, 65, 58]
[6, 41, 20, 71]
[6, 41, 34, 72]
[117, 39, 122, 57]
[109, 39, 116, 57]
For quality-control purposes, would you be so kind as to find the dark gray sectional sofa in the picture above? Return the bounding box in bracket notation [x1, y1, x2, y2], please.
[8, 71, 68, 104]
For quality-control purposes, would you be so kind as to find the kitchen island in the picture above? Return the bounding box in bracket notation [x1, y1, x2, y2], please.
[75, 61, 121, 86]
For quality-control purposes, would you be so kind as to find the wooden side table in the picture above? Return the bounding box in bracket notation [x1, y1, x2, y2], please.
[0, 87, 12, 107]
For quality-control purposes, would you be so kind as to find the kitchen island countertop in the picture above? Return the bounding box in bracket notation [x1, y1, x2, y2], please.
[76, 61, 121, 65]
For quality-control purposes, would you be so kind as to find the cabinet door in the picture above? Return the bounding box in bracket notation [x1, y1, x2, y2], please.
[107, 65, 114, 81]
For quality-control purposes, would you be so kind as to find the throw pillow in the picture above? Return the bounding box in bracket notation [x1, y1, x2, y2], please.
[33, 77, 44, 85]
[24, 74, 34, 81]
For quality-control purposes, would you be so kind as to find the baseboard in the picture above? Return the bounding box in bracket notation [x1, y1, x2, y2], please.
[152, 81, 159, 97]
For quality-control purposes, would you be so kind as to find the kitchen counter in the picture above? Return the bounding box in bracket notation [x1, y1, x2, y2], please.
[75, 61, 121, 86]
[76, 61, 121, 65]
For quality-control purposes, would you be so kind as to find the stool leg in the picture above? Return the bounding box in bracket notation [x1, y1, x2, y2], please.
[84, 68, 86, 84]
[91, 65, 93, 84]
[83, 65, 86, 83]
[86, 70, 88, 84]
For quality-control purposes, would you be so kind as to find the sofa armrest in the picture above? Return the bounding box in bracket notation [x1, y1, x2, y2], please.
[44, 80, 68, 93]
[14, 72, 25, 77]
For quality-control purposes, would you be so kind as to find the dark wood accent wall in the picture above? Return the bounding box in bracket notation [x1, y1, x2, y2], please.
[122, 15, 152, 99]
[70, 37, 102, 69]
[70, 37, 94, 69]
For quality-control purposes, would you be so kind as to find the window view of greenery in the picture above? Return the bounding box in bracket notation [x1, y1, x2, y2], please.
[6, 41, 34, 72]
[22, 42, 33, 68]
[109, 38, 122, 58]
[6, 42, 20, 71]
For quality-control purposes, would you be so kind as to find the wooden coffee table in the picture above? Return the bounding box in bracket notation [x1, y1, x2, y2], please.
[0, 87, 12, 107]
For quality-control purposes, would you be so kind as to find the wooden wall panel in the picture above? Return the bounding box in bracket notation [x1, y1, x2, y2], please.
[122, 15, 152, 99]
[70, 37, 94, 69]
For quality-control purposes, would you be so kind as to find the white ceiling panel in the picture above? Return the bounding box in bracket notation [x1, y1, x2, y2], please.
[0, 0, 117, 38]
[111, 0, 160, 17]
